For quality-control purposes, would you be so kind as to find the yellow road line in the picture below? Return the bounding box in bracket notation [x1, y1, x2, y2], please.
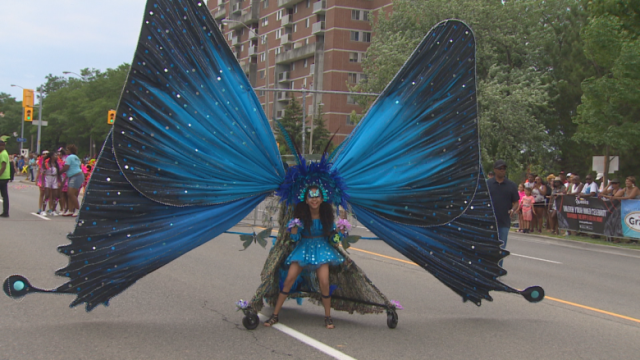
[349, 246, 419, 266]
[545, 296, 640, 324]
[349, 247, 640, 325]
[245, 224, 640, 325]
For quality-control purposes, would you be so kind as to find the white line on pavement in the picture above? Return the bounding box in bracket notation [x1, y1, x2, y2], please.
[510, 253, 562, 264]
[257, 313, 357, 360]
[30, 212, 50, 221]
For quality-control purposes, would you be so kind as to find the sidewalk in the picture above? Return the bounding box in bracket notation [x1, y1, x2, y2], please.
[19, 178, 37, 186]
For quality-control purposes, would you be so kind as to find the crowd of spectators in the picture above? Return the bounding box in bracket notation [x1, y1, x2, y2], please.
[488, 169, 640, 242]
[8, 147, 95, 217]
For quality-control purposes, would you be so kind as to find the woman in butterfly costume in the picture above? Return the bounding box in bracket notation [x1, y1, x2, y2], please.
[3, 0, 544, 328]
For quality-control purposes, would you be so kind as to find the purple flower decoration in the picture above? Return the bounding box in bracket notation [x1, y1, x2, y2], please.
[336, 219, 352, 233]
[287, 218, 303, 233]
[235, 299, 249, 311]
[390, 300, 403, 310]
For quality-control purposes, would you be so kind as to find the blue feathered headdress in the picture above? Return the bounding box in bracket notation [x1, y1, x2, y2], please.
[276, 154, 349, 209]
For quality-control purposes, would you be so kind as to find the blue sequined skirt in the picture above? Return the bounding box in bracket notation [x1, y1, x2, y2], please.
[285, 236, 345, 270]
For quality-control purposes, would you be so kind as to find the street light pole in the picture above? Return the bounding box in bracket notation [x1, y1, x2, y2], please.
[63, 71, 90, 81]
[36, 88, 43, 154]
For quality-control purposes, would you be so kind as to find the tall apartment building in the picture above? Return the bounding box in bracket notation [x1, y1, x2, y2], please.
[207, 0, 393, 148]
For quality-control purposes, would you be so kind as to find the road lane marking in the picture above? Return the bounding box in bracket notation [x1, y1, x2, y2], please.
[30, 212, 50, 220]
[247, 225, 639, 326]
[349, 247, 640, 325]
[349, 247, 418, 266]
[509, 253, 562, 264]
[546, 296, 640, 324]
[257, 313, 357, 360]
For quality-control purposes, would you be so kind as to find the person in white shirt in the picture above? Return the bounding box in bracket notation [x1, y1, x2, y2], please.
[568, 175, 583, 195]
[580, 174, 598, 197]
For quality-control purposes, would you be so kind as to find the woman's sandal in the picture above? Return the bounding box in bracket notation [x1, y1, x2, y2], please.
[264, 313, 279, 327]
[324, 316, 334, 329]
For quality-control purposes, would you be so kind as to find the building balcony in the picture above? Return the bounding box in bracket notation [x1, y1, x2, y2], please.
[277, 0, 304, 9]
[228, 19, 245, 30]
[232, 3, 242, 14]
[275, 42, 317, 64]
[281, 14, 293, 27]
[312, 21, 325, 34]
[312, 0, 326, 14]
[231, 36, 241, 46]
[276, 91, 291, 102]
[214, 8, 226, 19]
[276, 109, 285, 120]
[248, 29, 258, 40]
[239, 5, 260, 25]
[280, 33, 292, 46]
[248, 46, 259, 57]
[278, 71, 290, 82]
[241, 61, 257, 76]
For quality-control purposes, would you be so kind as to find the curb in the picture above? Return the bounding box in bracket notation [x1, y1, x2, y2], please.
[512, 230, 640, 254]
[19, 179, 37, 186]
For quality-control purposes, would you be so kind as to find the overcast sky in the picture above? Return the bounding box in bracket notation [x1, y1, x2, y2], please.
[0, 1, 150, 101]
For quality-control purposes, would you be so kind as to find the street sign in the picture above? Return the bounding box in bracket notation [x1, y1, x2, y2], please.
[593, 156, 619, 173]
[16, 138, 27, 142]
[31, 120, 48, 126]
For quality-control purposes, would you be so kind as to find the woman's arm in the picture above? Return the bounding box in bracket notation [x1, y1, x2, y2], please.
[612, 187, 640, 200]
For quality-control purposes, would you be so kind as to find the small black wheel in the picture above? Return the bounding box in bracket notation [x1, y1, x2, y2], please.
[242, 312, 259, 330]
[386, 310, 398, 329]
[521, 286, 545, 303]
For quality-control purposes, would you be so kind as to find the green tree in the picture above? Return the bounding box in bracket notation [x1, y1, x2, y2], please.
[353, 0, 558, 172]
[25, 64, 129, 156]
[275, 94, 303, 155]
[0, 93, 23, 154]
[574, 0, 640, 178]
[536, 0, 595, 174]
[309, 104, 333, 154]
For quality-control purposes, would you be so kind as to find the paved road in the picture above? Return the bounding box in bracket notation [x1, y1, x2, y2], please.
[1, 181, 639, 360]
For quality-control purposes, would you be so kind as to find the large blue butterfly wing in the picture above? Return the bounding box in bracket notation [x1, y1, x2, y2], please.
[54, 131, 265, 310]
[336, 21, 534, 304]
[351, 170, 522, 306]
[113, 0, 284, 206]
[30, 0, 279, 310]
[333, 20, 479, 227]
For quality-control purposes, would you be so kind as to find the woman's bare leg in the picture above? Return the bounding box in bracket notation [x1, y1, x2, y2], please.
[67, 187, 80, 213]
[38, 187, 45, 212]
[60, 190, 68, 213]
[45, 188, 54, 212]
[316, 264, 331, 317]
[265, 262, 304, 326]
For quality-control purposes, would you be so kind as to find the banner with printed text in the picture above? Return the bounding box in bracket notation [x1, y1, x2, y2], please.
[621, 200, 640, 239]
[555, 195, 623, 237]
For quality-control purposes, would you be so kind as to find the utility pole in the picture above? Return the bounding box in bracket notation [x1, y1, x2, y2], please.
[36, 89, 44, 154]
[301, 87, 307, 154]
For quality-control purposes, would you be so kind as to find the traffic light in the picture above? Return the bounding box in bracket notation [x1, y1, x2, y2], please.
[107, 110, 116, 125]
[24, 106, 33, 122]
[23, 89, 34, 108]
